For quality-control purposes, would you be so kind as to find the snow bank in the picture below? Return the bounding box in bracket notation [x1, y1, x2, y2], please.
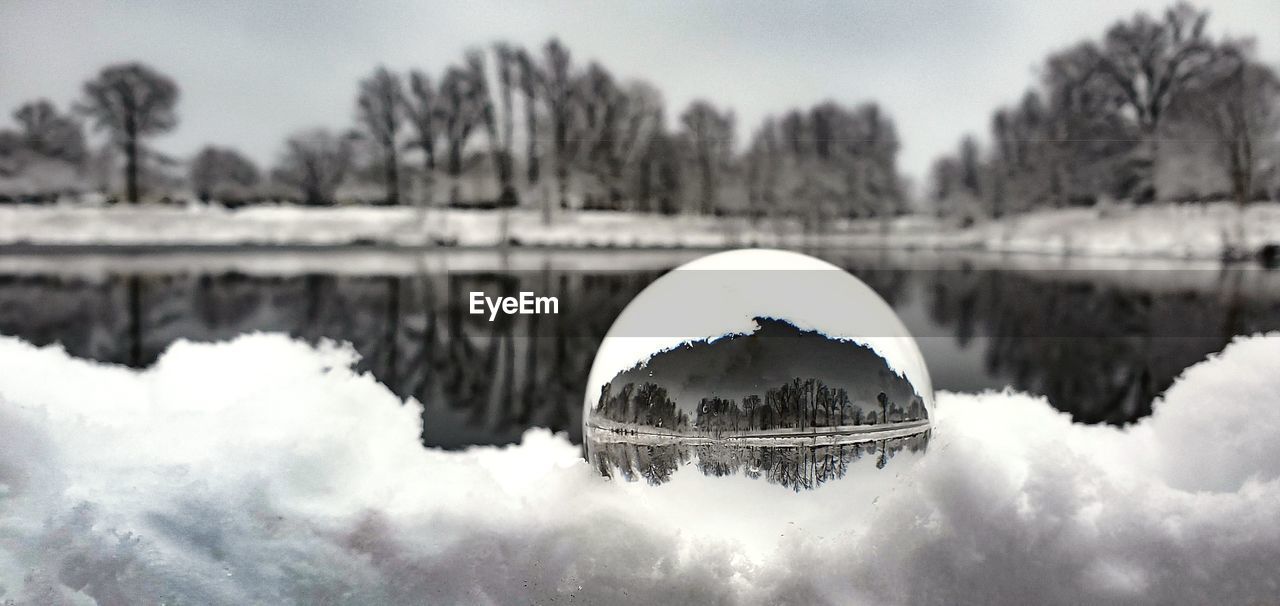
[973, 202, 1280, 259]
[1, 332, 1279, 605]
[0, 204, 819, 249]
[3, 202, 1278, 259]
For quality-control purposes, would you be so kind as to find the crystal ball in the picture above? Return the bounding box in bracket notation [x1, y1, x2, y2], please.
[584, 249, 933, 492]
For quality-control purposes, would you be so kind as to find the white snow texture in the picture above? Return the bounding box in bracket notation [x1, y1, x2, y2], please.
[1, 332, 1278, 605]
[4, 202, 1279, 258]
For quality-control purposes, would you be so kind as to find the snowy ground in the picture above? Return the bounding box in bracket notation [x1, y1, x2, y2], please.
[2, 201, 1278, 258]
[972, 202, 1280, 259]
[0, 204, 806, 249]
[1, 330, 1278, 605]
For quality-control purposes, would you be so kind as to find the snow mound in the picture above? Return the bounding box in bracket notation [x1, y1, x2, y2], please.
[1, 332, 1278, 605]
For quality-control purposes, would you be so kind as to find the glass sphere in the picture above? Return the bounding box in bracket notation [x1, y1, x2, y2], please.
[584, 249, 933, 493]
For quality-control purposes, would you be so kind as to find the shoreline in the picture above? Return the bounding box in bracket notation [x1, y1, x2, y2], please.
[1, 242, 1273, 281]
[1, 202, 1277, 263]
[0, 240, 1269, 265]
[585, 419, 932, 446]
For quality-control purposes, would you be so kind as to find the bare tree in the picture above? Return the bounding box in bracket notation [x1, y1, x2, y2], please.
[635, 130, 683, 215]
[750, 101, 901, 220]
[1171, 43, 1280, 255]
[928, 156, 961, 217]
[462, 48, 517, 206]
[492, 42, 519, 205]
[679, 100, 734, 215]
[745, 117, 781, 219]
[515, 48, 542, 189]
[987, 96, 1052, 214]
[565, 69, 666, 212]
[937, 5, 1224, 216]
[570, 63, 620, 190]
[356, 67, 404, 206]
[1175, 44, 1280, 207]
[78, 62, 179, 203]
[612, 82, 665, 208]
[0, 130, 21, 177]
[403, 70, 439, 206]
[958, 135, 982, 200]
[1033, 52, 1136, 208]
[1086, 2, 1219, 203]
[849, 103, 903, 217]
[189, 146, 259, 203]
[437, 65, 485, 205]
[274, 129, 352, 206]
[541, 38, 575, 217]
[13, 100, 87, 164]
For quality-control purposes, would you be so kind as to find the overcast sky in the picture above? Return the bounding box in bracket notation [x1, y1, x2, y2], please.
[2, 0, 1277, 185]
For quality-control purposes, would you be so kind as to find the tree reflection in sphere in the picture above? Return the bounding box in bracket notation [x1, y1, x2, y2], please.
[584, 249, 933, 495]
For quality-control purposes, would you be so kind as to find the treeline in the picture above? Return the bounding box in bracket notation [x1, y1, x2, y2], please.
[594, 378, 927, 435]
[5, 2, 1273, 219]
[593, 381, 691, 432]
[931, 2, 1280, 220]
[0, 40, 902, 221]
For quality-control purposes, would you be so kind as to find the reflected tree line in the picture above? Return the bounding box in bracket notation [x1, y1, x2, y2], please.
[595, 378, 926, 435]
[923, 270, 1279, 422]
[838, 258, 1280, 423]
[0, 269, 658, 446]
[587, 430, 931, 492]
[1, 261, 1277, 442]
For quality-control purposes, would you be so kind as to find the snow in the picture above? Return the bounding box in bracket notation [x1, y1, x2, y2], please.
[2, 331, 1280, 604]
[0, 204, 812, 249]
[3, 201, 1278, 259]
[974, 203, 1280, 259]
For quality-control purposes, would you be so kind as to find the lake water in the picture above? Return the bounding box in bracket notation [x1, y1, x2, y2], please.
[2, 247, 1277, 448]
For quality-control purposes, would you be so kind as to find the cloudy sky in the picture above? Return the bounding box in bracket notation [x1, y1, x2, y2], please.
[2, 0, 1277, 185]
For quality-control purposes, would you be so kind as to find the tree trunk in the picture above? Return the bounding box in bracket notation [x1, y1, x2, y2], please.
[1227, 99, 1252, 257]
[124, 133, 139, 204]
[1231, 126, 1253, 208]
[449, 141, 463, 206]
[527, 144, 540, 186]
[1134, 129, 1159, 205]
[496, 151, 517, 208]
[550, 157, 566, 225]
[552, 114, 569, 220]
[699, 156, 715, 215]
[385, 144, 399, 206]
[525, 91, 540, 187]
[420, 147, 436, 212]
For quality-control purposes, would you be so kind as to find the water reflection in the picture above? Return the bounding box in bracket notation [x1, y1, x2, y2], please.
[0, 269, 659, 447]
[586, 428, 931, 492]
[1, 251, 1278, 446]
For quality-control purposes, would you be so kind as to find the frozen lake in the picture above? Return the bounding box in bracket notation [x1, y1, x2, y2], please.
[1, 247, 1277, 448]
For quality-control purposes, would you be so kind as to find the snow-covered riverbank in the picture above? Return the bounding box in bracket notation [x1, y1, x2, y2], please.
[2, 201, 1278, 259]
[0, 204, 817, 249]
[1, 330, 1278, 604]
